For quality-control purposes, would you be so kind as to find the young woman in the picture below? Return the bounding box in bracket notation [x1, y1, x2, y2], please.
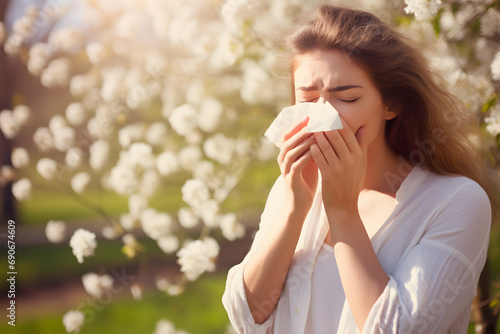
[223, 5, 492, 333]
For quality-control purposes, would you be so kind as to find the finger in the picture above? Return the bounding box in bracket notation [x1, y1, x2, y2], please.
[282, 124, 311, 150]
[290, 149, 313, 175]
[284, 116, 310, 142]
[310, 143, 329, 173]
[278, 127, 313, 165]
[281, 136, 316, 175]
[337, 117, 362, 156]
[324, 130, 350, 162]
[313, 132, 338, 166]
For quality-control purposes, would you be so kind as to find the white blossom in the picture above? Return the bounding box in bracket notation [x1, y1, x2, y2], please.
[168, 104, 198, 136]
[197, 97, 223, 133]
[240, 59, 273, 105]
[12, 178, 31, 201]
[101, 226, 118, 240]
[404, 0, 442, 21]
[193, 160, 215, 181]
[127, 142, 156, 169]
[119, 124, 144, 148]
[157, 235, 180, 253]
[129, 194, 148, 218]
[36, 158, 58, 180]
[203, 236, 220, 258]
[139, 169, 160, 196]
[155, 277, 185, 296]
[210, 32, 244, 69]
[71, 172, 91, 193]
[13, 15, 36, 38]
[181, 179, 210, 208]
[109, 165, 139, 195]
[3, 34, 23, 57]
[86, 42, 107, 65]
[89, 140, 110, 171]
[220, 213, 245, 241]
[157, 151, 180, 176]
[49, 114, 67, 133]
[0, 110, 19, 139]
[27, 43, 52, 75]
[49, 27, 84, 53]
[62, 310, 85, 333]
[176, 238, 219, 281]
[53, 127, 76, 152]
[45, 220, 66, 243]
[178, 145, 202, 171]
[491, 51, 500, 82]
[33, 127, 54, 152]
[70, 74, 97, 97]
[101, 67, 125, 102]
[130, 283, 143, 301]
[82, 272, 114, 298]
[177, 207, 199, 229]
[485, 104, 500, 136]
[11, 147, 30, 168]
[145, 122, 168, 146]
[153, 319, 176, 334]
[69, 228, 97, 264]
[66, 147, 83, 168]
[120, 213, 137, 231]
[140, 208, 173, 240]
[12, 105, 30, 127]
[41, 58, 71, 88]
[65, 103, 87, 126]
[203, 134, 235, 164]
[1, 165, 15, 183]
[199, 199, 220, 228]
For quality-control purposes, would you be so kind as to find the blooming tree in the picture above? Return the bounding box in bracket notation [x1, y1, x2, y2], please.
[1, 0, 499, 333]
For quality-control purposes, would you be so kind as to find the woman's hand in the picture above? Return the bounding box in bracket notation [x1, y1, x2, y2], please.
[278, 121, 318, 215]
[310, 118, 367, 215]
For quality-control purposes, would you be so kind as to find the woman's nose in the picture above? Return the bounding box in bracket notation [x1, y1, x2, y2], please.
[317, 96, 327, 104]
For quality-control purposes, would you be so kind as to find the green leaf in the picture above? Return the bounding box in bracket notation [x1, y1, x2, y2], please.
[482, 94, 498, 113]
[433, 9, 444, 36]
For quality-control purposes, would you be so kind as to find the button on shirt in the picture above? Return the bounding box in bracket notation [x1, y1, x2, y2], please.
[222, 166, 491, 333]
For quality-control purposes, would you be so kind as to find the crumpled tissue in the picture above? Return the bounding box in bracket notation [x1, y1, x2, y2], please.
[264, 101, 343, 148]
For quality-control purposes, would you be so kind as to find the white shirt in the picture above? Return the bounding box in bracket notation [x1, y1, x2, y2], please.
[222, 165, 491, 333]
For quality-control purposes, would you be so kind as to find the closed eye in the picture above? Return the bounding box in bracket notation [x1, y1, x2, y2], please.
[338, 97, 360, 103]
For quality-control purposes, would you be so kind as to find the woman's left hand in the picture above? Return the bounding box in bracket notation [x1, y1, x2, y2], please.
[310, 117, 367, 215]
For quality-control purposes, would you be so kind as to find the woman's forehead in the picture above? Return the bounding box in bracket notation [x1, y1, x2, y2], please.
[293, 50, 369, 86]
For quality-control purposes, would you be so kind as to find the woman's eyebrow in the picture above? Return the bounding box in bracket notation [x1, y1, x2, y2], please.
[296, 85, 363, 92]
[328, 85, 363, 92]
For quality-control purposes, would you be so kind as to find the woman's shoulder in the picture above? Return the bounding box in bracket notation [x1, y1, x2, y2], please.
[412, 165, 490, 208]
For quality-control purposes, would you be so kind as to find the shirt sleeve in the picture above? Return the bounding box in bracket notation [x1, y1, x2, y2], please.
[362, 180, 492, 334]
[222, 176, 286, 334]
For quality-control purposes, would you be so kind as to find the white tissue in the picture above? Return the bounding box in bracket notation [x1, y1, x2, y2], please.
[264, 101, 343, 148]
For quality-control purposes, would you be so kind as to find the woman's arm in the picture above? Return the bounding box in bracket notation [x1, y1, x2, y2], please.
[310, 122, 389, 331]
[244, 124, 318, 324]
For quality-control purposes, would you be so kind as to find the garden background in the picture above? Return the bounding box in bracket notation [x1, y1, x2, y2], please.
[0, 0, 499, 333]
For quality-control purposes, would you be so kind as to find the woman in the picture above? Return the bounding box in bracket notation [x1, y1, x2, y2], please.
[222, 5, 492, 333]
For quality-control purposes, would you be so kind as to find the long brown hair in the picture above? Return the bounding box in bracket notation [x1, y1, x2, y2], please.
[285, 4, 496, 204]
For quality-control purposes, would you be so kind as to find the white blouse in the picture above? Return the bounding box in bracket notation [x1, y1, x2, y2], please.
[222, 165, 491, 333]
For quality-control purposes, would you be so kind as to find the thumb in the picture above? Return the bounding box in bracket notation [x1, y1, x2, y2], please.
[355, 126, 367, 153]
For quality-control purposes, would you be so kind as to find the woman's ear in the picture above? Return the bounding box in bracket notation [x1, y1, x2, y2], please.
[384, 104, 400, 120]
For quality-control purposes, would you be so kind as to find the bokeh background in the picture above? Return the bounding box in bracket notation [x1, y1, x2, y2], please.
[0, 0, 499, 333]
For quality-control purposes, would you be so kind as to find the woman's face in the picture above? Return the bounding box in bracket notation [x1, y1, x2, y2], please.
[293, 49, 397, 147]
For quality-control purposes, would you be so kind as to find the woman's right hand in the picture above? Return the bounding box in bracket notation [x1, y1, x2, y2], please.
[278, 121, 318, 215]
